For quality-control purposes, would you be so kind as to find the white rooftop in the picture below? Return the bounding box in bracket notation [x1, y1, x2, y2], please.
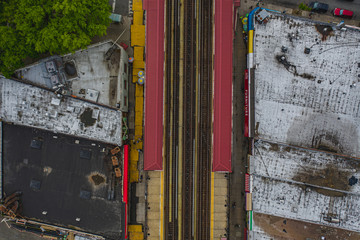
[253, 14, 360, 158]
[0, 77, 122, 145]
[250, 141, 360, 195]
[252, 174, 360, 233]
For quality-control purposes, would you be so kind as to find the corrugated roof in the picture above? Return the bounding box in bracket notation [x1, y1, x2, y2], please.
[213, 0, 233, 172]
[143, 0, 165, 171]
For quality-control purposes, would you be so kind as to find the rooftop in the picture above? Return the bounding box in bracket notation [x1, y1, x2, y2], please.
[253, 14, 360, 158]
[250, 212, 360, 240]
[15, 41, 128, 110]
[0, 77, 122, 145]
[250, 140, 360, 195]
[252, 173, 360, 233]
[2, 123, 124, 238]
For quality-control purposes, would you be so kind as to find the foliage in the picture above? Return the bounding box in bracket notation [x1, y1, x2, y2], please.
[0, 0, 111, 77]
[299, 3, 312, 11]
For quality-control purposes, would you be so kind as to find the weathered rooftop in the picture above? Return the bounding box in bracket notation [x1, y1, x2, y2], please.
[250, 13, 360, 237]
[0, 77, 122, 145]
[254, 14, 360, 158]
[250, 140, 360, 195]
[15, 42, 128, 109]
[2, 123, 124, 238]
[252, 173, 360, 233]
[250, 212, 360, 240]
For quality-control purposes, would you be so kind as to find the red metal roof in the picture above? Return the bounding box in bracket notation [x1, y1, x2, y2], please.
[213, 0, 233, 172]
[143, 0, 164, 170]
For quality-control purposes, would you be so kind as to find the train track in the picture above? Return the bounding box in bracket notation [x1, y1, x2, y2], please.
[182, 0, 196, 239]
[164, 0, 180, 239]
[164, 0, 213, 239]
[196, 0, 213, 239]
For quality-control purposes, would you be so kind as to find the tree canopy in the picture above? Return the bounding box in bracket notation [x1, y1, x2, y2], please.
[0, 0, 111, 77]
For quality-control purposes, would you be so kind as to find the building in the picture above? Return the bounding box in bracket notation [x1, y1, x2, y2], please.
[0, 122, 125, 239]
[15, 41, 129, 112]
[246, 9, 360, 239]
[0, 77, 123, 146]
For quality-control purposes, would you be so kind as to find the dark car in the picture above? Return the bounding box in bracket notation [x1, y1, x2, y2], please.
[309, 2, 329, 13]
[332, 8, 354, 19]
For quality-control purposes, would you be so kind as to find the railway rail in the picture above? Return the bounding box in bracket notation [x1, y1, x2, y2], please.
[164, 0, 180, 239]
[196, 0, 213, 239]
[182, 0, 196, 239]
[163, 0, 213, 239]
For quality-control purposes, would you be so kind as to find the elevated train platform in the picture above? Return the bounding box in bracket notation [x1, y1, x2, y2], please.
[142, 0, 234, 239]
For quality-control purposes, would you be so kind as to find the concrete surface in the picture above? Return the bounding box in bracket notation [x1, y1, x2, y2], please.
[145, 171, 162, 240]
[229, 5, 249, 240]
[213, 173, 229, 239]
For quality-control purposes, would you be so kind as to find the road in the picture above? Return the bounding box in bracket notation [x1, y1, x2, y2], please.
[262, 0, 360, 20]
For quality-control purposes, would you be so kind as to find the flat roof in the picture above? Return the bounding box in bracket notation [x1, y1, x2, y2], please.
[253, 14, 360, 158]
[15, 42, 128, 109]
[250, 212, 360, 240]
[143, 0, 165, 171]
[212, 0, 233, 172]
[251, 174, 360, 233]
[250, 141, 360, 195]
[2, 123, 124, 238]
[0, 77, 122, 145]
[250, 141, 360, 233]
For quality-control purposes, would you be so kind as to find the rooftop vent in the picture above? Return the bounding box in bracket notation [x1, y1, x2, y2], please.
[79, 190, 91, 200]
[30, 179, 41, 191]
[64, 61, 77, 77]
[80, 149, 92, 159]
[30, 139, 42, 149]
[45, 61, 57, 73]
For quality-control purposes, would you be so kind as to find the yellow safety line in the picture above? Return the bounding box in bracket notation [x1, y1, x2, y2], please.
[160, 171, 165, 240]
[177, 0, 184, 238]
[210, 172, 215, 240]
[248, 30, 254, 53]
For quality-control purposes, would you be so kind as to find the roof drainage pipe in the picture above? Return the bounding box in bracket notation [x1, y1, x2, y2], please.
[247, 7, 281, 68]
[246, 7, 280, 138]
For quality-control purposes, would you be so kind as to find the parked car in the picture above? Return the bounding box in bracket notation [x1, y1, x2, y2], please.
[309, 2, 329, 13]
[332, 8, 354, 19]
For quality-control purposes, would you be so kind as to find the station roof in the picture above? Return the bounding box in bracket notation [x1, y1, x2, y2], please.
[0, 77, 122, 145]
[143, 0, 165, 171]
[213, 0, 233, 172]
[2, 123, 123, 238]
[251, 141, 360, 233]
[253, 14, 360, 158]
[15, 42, 128, 109]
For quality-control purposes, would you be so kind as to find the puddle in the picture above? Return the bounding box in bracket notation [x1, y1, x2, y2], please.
[80, 108, 96, 127]
[315, 24, 333, 41]
[88, 172, 106, 187]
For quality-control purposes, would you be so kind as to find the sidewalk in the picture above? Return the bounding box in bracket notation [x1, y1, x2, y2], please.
[242, 0, 360, 28]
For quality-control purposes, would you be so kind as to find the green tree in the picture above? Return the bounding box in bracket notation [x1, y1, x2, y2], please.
[0, 0, 111, 77]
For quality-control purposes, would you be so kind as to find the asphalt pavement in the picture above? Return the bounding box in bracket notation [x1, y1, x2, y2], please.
[261, 0, 360, 20]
